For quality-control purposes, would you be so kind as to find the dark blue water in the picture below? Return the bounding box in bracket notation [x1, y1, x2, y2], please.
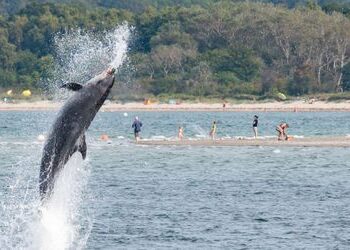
[1, 111, 350, 249]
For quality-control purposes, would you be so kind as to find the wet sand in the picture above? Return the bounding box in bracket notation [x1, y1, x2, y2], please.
[136, 136, 350, 147]
[1, 100, 350, 111]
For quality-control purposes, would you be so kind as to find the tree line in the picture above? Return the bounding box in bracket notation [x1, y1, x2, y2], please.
[2, 0, 350, 15]
[1, 1, 350, 99]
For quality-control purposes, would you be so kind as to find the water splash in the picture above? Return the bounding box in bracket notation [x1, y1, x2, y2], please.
[36, 153, 92, 250]
[0, 151, 91, 250]
[191, 124, 208, 138]
[47, 23, 131, 99]
[109, 25, 130, 70]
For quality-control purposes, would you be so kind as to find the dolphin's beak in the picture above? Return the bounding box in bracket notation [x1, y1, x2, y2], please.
[106, 68, 116, 75]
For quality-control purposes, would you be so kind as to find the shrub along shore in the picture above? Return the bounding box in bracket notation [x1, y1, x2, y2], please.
[1, 1, 350, 99]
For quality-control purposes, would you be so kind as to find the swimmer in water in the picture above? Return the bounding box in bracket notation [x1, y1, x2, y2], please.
[276, 122, 289, 140]
[100, 134, 109, 141]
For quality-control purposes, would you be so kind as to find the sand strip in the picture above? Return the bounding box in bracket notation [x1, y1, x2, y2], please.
[136, 137, 350, 147]
[1, 100, 350, 112]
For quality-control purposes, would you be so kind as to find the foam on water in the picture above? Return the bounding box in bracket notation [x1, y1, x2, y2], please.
[191, 125, 208, 138]
[292, 135, 305, 138]
[150, 135, 168, 140]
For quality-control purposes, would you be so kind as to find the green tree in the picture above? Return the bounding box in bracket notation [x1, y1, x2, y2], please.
[0, 28, 16, 70]
[204, 48, 260, 82]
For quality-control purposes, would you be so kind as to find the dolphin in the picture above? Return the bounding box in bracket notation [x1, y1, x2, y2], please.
[39, 68, 115, 201]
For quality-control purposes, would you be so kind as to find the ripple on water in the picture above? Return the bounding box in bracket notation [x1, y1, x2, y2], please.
[2, 112, 350, 249]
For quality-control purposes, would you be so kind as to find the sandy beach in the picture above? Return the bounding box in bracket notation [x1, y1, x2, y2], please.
[137, 136, 350, 147]
[1, 100, 350, 112]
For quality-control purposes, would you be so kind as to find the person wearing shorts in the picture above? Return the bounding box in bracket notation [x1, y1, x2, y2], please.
[132, 116, 142, 142]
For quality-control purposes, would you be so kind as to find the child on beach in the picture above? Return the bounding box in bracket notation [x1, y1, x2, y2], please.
[276, 122, 289, 140]
[209, 121, 217, 140]
[178, 126, 184, 140]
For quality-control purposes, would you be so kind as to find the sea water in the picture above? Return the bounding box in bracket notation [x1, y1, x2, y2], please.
[1, 111, 350, 249]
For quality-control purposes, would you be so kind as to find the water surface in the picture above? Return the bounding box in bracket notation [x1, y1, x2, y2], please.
[0, 111, 349, 249]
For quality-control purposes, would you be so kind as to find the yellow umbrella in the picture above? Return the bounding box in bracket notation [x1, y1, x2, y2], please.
[22, 89, 32, 97]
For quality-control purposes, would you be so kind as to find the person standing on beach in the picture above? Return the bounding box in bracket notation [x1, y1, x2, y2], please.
[209, 121, 217, 140]
[132, 116, 142, 142]
[253, 115, 258, 138]
[178, 126, 184, 140]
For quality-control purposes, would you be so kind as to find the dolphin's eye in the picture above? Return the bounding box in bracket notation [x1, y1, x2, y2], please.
[97, 80, 102, 84]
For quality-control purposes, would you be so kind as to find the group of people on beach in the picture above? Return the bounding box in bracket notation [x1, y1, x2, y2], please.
[131, 115, 289, 142]
[204, 116, 289, 141]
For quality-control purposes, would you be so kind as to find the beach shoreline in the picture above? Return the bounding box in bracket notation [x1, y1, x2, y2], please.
[1, 100, 350, 112]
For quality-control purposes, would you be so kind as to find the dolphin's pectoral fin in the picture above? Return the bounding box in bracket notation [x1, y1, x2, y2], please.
[69, 134, 87, 159]
[60, 82, 83, 91]
[78, 134, 87, 159]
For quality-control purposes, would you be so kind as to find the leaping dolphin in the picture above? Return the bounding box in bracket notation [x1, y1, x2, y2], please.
[39, 68, 115, 201]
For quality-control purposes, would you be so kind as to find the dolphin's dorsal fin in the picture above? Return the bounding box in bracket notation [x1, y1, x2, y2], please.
[60, 82, 83, 91]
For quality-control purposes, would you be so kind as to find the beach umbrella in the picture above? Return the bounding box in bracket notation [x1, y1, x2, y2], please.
[6, 89, 13, 96]
[22, 89, 32, 97]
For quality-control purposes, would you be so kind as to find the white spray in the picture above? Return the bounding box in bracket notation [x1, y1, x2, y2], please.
[49, 23, 130, 100]
[35, 153, 91, 250]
